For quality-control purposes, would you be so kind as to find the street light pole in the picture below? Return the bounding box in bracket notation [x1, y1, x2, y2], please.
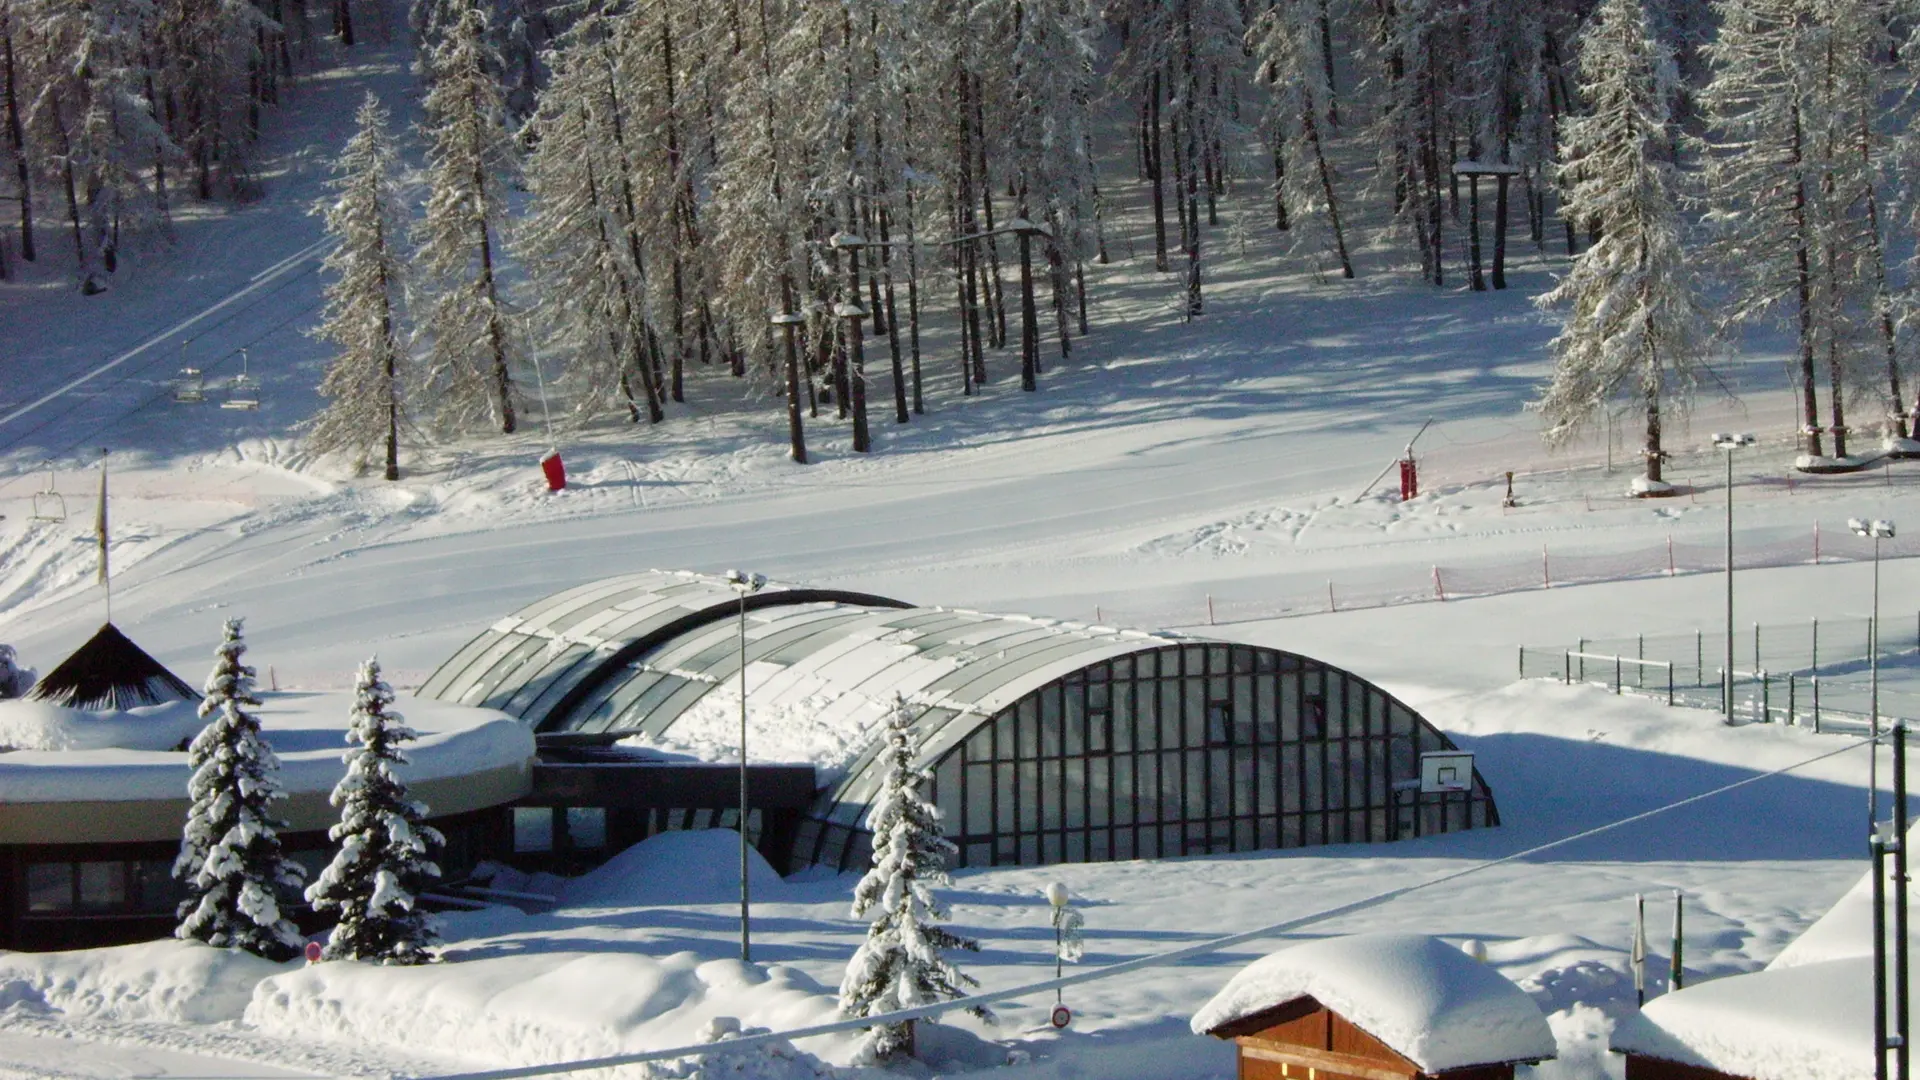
[726, 569, 766, 962]
[1714, 434, 1755, 724]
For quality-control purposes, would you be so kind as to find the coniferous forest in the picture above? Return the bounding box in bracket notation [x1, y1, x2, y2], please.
[7, 0, 1920, 476]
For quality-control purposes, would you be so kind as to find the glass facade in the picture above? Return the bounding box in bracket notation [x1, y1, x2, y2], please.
[792, 643, 1495, 871]
[420, 575, 1499, 875]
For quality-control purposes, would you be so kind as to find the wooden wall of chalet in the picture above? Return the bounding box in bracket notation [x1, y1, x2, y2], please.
[1208, 997, 1515, 1080]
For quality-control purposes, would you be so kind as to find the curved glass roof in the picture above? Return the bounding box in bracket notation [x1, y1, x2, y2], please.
[420, 574, 1461, 834]
[416, 570, 909, 725]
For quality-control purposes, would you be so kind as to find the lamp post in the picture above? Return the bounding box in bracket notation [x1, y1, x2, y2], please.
[725, 568, 767, 962]
[1713, 434, 1755, 723]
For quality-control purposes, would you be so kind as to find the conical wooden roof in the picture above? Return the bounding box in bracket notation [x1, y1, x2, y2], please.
[28, 623, 198, 711]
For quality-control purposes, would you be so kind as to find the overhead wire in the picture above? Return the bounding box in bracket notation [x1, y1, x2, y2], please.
[419, 733, 1875, 1080]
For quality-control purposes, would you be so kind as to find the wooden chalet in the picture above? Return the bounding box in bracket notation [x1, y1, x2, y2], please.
[1194, 934, 1555, 1080]
[1205, 996, 1531, 1080]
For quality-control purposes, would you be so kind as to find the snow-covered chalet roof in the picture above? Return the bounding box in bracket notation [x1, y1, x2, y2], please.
[1190, 933, 1556, 1073]
[1611, 957, 1873, 1080]
[0, 691, 534, 842]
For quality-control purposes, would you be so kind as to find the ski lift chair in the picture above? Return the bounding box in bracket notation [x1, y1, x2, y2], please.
[29, 462, 65, 522]
[172, 367, 205, 403]
[221, 349, 261, 411]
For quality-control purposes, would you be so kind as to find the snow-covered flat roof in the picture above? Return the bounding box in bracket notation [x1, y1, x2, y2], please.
[1612, 956, 1873, 1080]
[0, 692, 533, 842]
[1190, 932, 1555, 1073]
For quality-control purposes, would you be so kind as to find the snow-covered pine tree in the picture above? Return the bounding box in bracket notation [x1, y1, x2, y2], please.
[839, 695, 987, 1061]
[1699, 0, 1879, 458]
[414, 0, 519, 435]
[305, 657, 443, 964]
[174, 618, 306, 961]
[1250, 0, 1353, 279]
[310, 92, 409, 481]
[1534, 0, 1707, 493]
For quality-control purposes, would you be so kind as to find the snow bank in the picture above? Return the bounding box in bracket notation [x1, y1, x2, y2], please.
[1611, 957, 1871, 1080]
[246, 951, 855, 1075]
[563, 830, 787, 908]
[0, 698, 202, 752]
[1190, 933, 1556, 1072]
[0, 939, 294, 1024]
[0, 691, 531, 802]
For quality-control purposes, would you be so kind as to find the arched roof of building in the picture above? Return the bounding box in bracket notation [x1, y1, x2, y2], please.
[419, 573, 1469, 840]
[417, 570, 911, 727]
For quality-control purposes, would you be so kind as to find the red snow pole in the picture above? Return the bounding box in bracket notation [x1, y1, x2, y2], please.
[1399, 457, 1419, 501]
[541, 448, 567, 491]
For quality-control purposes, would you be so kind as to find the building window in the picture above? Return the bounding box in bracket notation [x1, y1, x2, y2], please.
[564, 807, 607, 851]
[513, 807, 555, 852]
[22, 860, 180, 915]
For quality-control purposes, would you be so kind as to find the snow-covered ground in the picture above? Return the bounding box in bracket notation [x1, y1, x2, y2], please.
[3, 28, 1916, 1080]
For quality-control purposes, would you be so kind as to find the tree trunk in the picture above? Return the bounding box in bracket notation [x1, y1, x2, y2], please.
[335, 0, 354, 46]
[1303, 108, 1350, 278]
[1789, 107, 1822, 458]
[1148, 73, 1169, 272]
[1492, 172, 1509, 289]
[1181, 5, 1201, 318]
[2, 14, 32, 261]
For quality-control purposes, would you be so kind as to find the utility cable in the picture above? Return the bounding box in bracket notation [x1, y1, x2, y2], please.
[420, 733, 1873, 1080]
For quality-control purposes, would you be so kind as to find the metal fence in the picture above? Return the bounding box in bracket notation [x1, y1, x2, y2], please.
[1520, 613, 1920, 732]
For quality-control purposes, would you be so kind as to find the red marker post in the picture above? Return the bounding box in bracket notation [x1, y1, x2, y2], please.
[540, 449, 567, 492]
[304, 941, 323, 965]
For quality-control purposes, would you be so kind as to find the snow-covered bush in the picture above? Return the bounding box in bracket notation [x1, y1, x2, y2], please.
[306, 658, 444, 964]
[174, 618, 307, 961]
[0, 644, 32, 698]
[838, 695, 988, 1061]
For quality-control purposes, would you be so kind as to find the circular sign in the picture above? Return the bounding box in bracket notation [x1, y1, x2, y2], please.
[304, 941, 323, 964]
[1050, 1005, 1071, 1029]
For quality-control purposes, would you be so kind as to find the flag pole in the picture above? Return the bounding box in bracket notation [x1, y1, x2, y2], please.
[96, 449, 110, 624]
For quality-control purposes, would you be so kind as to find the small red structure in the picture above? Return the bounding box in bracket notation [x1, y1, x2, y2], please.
[1399, 457, 1419, 501]
[540, 449, 567, 492]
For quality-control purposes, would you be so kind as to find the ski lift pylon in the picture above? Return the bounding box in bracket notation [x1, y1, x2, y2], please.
[221, 348, 260, 411]
[29, 461, 65, 523]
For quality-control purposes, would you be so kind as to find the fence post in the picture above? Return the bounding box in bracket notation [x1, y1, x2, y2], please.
[1753, 622, 1761, 679]
[1207, 594, 1215, 625]
[1543, 546, 1551, 588]
[1812, 675, 1821, 733]
[1578, 639, 1587, 681]
[1814, 520, 1821, 563]
[1519, 646, 1525, 679]
[1667, 663, 1674, 706]
[1433, 566, 1445, 601]
[1760, 671, 1770, 723]
[1638, 635, 1645, 689]
[1564, 651, 1572, 686]
[1812, 617, 1819, 676]
[1720, 667, 1728, 721]
[1668, 534, 1676, 576]
[1697, 630, 1704, 688]
[1615, 655, 1623, 695]
[1328, 581, 1336, 613]
[1788, 673, 1796, 726]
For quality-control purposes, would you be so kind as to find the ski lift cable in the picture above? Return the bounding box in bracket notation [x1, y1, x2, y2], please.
[0, 238, 331, 434]
[418, 734, 1873, 1080]
[0, 293, 323, 484]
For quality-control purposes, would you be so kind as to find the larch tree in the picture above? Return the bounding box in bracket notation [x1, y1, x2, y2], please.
[310, 92, 408, 481]
[1250, 0, 1352, 279]
[414, 0, 519, 436]
[174, 618, 307, 961]
[1699, 0, 1878, 459]
[839, 695, 988, 1062]
[1536, 0, 1707, 494]
[516, 10, 660, 427]
[305, 658, 444, 965]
